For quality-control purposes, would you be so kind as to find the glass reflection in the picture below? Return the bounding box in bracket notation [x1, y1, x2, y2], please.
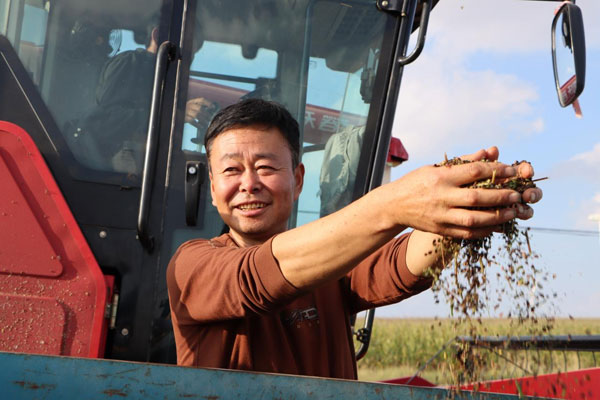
[554, 10, 577, 105]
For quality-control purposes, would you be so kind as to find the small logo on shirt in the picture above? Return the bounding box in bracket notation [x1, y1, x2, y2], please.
[282, 307, 319, 328]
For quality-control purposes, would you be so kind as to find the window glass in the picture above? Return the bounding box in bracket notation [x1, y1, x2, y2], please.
[2, 0, 162, 177]
[297, 2, 385, 226]
[298, 61, 370, 225]
[180, 0, 388, 233]
[20, 4, 47, 45]
[0, 2, 8, 34]
[182, 41, 278, 152]
[110, 29, 147, 55]
[8, 1, 49, 86]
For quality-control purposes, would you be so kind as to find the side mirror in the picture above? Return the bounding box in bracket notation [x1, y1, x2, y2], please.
[552, 3, 586, 107]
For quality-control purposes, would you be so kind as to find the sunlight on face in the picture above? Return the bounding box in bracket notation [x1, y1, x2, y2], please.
[209, 126, 304, 247]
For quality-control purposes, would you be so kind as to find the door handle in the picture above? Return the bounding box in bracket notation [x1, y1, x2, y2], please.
[354, 308, 375, 360]
[398, 0, 432, 66]
[137, 41, 177, 252]
[185, 161, 205, 226]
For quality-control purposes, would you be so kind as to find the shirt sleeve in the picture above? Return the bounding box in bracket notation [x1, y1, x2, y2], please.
[343, 232, 433, 314]
[167, 236, 300, 325]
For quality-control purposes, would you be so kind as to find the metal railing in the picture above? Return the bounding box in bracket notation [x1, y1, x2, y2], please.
[407, 334, 600, 385]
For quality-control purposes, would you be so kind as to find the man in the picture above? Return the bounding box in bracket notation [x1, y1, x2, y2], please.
[167, 99, 541, 379]
[76, 22, 216, 174]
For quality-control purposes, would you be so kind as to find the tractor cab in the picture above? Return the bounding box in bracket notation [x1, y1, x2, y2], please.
[0, 0, 587, 372]
[0, 0, 413, 363]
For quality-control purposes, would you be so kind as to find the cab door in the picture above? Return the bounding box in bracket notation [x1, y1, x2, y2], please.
[0, 0, 405, 364]
[0, 0, 186, 361]
[150, 0, 401, 362]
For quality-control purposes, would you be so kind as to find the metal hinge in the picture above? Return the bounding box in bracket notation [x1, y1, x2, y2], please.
[376, 0, 405, 14]
[355, 327, 371, 344]
[104, 292, 120, 329]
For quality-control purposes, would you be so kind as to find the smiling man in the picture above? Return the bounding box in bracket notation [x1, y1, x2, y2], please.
[208, 123, 304, 247]
[167, 99, 542, 378]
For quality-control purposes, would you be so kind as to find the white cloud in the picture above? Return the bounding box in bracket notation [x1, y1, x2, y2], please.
[384, 0, 600, 318]
[585, 191, 600, 222]
[570, 194, 600, 230]
[544, 144, 600, 229]
[390, 0, 566, 165]
[554, 142, 600, 180]
[571, 142, 600, 165]
[427, 0, 555, 55]
[579, 0, 600, 48]
[427, 0, 600, 55]
[514, 117, 544, 135]
[389, 0, 600, 166]
[392, 50, 540, 163]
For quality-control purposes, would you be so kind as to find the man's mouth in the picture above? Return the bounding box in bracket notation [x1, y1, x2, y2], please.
[237, 202, 267, 211]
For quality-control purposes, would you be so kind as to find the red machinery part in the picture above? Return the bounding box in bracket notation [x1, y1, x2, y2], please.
[0, 121, 108, 357]
[383, 367, 600, 399]
[387, 137, 409, 166]
[380, 376, 436, 387]
[559, 74, 578, 106]
[462, 367, 600, 400]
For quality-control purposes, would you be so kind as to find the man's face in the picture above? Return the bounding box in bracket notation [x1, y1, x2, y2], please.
[208, 125, 304, 246]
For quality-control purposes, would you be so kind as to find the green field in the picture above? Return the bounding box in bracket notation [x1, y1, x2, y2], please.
[355, 318, 600, 384]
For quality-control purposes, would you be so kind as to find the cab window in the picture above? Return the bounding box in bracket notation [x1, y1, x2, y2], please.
[1, 0, 162, 179]
[182, 41, 278, 152]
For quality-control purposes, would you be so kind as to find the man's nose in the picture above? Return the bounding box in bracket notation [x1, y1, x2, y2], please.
[239, 170, 261, 193]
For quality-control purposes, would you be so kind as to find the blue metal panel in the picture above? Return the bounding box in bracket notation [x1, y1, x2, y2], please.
[0, 352, 545, 399]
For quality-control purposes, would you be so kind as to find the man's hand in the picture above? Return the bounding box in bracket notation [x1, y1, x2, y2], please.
[185, 98, 219, 129]
[402, 146, 542, 277]
[462, 146, 542, 220]
[274, 145, 543, 288]
[382, 146, 542, 239]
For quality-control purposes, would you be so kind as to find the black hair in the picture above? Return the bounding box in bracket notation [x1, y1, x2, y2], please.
[204, 99, 300, 168]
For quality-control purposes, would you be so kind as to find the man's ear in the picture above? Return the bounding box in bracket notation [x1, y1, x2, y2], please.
[293, 163, 305, 201]
[209, 171, 217, 207]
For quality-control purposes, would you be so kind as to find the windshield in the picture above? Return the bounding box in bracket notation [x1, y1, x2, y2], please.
[1, 0, 392, 225]
[179, 0, 390, 234]
[1, 0, 391, 201]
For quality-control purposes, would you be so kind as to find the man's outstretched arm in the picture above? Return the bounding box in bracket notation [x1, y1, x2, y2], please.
[273, 147, 542, 289]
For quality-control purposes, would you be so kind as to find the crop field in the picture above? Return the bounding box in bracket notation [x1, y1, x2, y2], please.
[355, 318, 600, 384]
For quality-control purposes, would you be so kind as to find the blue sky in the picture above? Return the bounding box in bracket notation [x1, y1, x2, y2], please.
[377, 0, 600, 318]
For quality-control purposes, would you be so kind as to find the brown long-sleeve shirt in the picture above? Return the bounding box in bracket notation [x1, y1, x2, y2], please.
[167, 232, 431, 379]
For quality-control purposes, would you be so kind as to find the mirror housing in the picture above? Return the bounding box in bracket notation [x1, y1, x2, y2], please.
[552, 3, 586, 107]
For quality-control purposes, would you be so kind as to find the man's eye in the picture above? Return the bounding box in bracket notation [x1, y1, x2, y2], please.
[257, 165, 276, 173]
[223, 167, 239, 174]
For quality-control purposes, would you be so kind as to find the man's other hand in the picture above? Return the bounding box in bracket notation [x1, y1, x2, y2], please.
[185, 98, 219, 129]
